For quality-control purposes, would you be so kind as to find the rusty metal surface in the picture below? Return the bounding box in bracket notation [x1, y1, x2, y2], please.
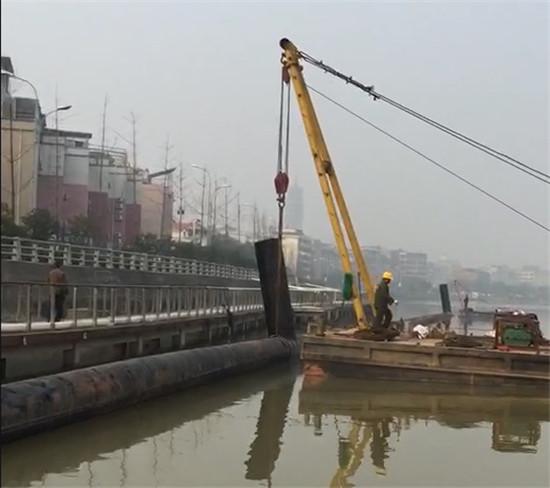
[300, 333, 550, 389]
[1, 337, 297, 442]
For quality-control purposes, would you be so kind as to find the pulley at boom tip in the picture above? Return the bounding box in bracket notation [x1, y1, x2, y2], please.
[279, 38, 292, 49]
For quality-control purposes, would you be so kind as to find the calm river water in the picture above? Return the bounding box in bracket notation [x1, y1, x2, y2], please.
[2, 304, 549, 487]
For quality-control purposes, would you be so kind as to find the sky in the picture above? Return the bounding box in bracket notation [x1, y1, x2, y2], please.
[2, 0, 548, 269]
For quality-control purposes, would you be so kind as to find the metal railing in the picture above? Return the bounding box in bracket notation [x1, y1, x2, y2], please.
[1, 281, 341, 332]
[1, 236, 258, 281]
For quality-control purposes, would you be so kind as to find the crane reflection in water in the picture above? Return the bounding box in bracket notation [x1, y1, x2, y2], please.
[298, 376, 548, 487]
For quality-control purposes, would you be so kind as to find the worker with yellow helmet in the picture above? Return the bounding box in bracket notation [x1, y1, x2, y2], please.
[373, 271, 397, 331]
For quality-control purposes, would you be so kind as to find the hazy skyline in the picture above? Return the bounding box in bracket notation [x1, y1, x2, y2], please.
[2, 1, 548, 269]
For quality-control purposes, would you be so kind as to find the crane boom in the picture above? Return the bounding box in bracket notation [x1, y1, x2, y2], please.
[280, 38, 375, 329]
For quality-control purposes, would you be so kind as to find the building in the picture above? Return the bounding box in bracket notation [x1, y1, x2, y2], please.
[517, 265, 549, 287]
[453, 267, 491, 293]
[285, 183, 304, 231]
[362, 246, 391, 282]
[135, 168, 174, 239]
[311, 239, 341, 286]
[281, 229, 313, 283]
[1, 57, 41, 223]
[37, 128, 93, 231]
[88, 147, 142, 246]
[172, 219, 202, 243]
[390, 249, 428, 283]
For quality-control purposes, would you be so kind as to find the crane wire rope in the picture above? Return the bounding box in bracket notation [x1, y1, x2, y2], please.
[298, 51, 550, 184]
[307, 84, 550, 233]
[273, 71, 292, 337]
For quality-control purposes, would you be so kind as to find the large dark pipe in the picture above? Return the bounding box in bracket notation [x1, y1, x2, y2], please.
[255, 238, 295, 339]
[2, 364, 296, 487]
[1, 338, 296, 443]
[245, 374, 295, 481]
[439, 283, 452, 314]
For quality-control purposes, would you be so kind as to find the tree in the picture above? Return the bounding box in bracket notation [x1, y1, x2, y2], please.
[0, 203, 26, 237]
[67, 215, 96, 245]
[21, 209, 58, 241]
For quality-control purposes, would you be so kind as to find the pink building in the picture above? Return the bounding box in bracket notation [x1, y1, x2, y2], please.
[37, 131, 142, 247]
[37, 129, 92, 230]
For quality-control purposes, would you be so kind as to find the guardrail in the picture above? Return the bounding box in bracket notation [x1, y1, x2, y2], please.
[1, 281, 341, 331]
[1, 236, 259, 281]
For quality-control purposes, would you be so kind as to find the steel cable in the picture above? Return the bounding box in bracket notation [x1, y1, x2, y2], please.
[308, 84, 550, 233]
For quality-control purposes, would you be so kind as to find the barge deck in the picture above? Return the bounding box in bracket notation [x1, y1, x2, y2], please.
[301, 332, 550, 392]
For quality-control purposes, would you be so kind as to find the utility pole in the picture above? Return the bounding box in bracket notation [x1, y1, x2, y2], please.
[99, 95, 108, 193]
[212, 178, 218, 238]
[9, 96, 15, 220]
[160, 135, 173, 238]
[54, 89, 61, 237]
[206, 176, 212, 243]
[253, 203, 258, 241]
[199, 170, 206, 245]
[177, 164, 184, 243]
[130, 111, 137, 203]
[237, 193, 241, 242]
[224, 186, 229, 237]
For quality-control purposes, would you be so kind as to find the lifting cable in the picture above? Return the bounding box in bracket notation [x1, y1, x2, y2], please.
[275, 68, 291, 239]
[299, 50, 550, 185]
[273, 67, 292, 336]
[308, 84, 550, 233]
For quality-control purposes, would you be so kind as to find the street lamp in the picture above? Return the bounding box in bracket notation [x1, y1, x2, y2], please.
[240, 202, 258, 242]
[44, 105, 72, 118]
[191, 164, 211, 245]
[212, 183, 231, 238]
[1, 70, 40, 222]
[52, 104, 72, 237]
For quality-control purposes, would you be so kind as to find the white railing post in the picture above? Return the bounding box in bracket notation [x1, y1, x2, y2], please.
[25, 284, 32, 331]
[48, 243, 55, 264]
[92, 287, 98, 327]
[64, 244, 72, 266]
[107, 249, 114, 269]
[72, 286, 78, 328]
[13, 237, 22, 261]
[31, 243, 39, 263]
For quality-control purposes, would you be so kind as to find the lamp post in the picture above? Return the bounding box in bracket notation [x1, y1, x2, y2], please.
[236, 192, 241, 242]
[1, 70, 41, 223]
[191, 164, 211, 246]
[241, 202, 257, 242]
[53, 104, 72, 237]
[212, 183, 231, 239]
[44, 105, 72, 118]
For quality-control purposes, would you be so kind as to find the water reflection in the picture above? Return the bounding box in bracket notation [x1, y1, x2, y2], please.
[298, 376, 549, 485]
[1, 364, 296, 487]
[244, 374, 295, 485]
[2, 364, 548, 487]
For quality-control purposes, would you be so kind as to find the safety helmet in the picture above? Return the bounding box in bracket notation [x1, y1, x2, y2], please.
[382, 271, 393, 281]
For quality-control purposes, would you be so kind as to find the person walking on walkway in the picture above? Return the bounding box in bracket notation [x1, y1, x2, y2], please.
[373, 271, 396, 331]
[48, 259, 68, 322]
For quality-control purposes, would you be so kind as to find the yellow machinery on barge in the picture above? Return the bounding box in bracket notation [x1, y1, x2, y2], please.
[278, 38, 549, 387]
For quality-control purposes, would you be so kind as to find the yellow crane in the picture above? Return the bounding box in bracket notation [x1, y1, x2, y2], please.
[280, 38, 375, 329]
[330, 421, 372, 488]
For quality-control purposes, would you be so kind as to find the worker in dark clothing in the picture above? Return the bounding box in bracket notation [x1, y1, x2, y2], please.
[48, 260, 68, 321]
[373, 271, 396, 331]
[463, 294, 469, 311]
